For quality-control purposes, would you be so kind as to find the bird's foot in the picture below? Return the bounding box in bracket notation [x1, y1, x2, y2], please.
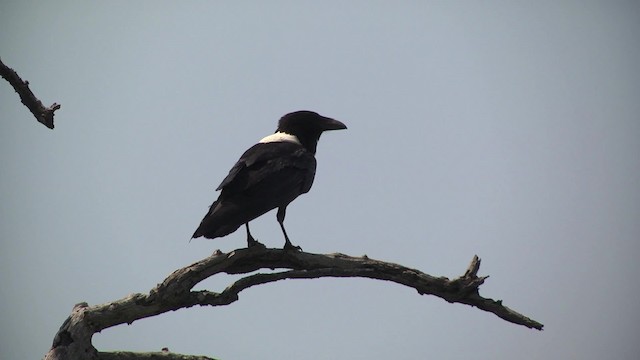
[247, 236, 266, 249]
[283, 240, 302, 252]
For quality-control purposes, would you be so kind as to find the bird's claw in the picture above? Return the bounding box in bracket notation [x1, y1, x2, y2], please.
[283, 241, 302, 251]
[247, 237, 266, 249]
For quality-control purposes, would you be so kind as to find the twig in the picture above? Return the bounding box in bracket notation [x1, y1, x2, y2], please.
[0, 57, 60, 129]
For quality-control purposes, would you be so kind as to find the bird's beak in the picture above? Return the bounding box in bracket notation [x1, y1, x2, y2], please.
[321, 117, 347, 131]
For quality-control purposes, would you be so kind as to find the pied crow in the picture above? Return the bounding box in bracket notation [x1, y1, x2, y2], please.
[192, 110, 347, 250]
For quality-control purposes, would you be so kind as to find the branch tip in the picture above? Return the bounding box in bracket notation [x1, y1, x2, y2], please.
[463, 255, 482, 278]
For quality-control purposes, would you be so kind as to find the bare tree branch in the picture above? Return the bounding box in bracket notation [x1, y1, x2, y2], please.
[0, 57, 60, 129]
[45, 247, 543, 360]
[98, 351, 217, 360]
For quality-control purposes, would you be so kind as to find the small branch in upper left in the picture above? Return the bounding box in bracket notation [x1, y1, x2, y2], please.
[0, 57, 60, 129]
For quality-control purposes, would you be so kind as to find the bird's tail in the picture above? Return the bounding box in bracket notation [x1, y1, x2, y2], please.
[191, 199, 244, 240]
[191, 200, 219, 240]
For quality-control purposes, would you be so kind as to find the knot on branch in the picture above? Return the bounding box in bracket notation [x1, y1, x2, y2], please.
[443, 255, 489, 300]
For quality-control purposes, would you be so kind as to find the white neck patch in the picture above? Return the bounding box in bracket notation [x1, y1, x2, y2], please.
[259, 131, 301, 145]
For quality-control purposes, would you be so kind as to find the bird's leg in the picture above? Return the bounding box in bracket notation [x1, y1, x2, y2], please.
[245, 223, 264, 248]
[277, 207, 301, 251]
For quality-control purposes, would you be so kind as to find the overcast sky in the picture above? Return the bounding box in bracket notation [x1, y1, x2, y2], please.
[1, 1, 639, 359]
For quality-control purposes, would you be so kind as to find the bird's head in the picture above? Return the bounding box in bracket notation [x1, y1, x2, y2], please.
[276, 110, 347, 154]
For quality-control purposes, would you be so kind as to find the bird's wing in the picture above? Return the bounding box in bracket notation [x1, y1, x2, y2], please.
[215, 160, 244, 191]
[215, 142, 315, 192]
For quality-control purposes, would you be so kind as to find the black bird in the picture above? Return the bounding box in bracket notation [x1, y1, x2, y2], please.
[192, 110, 347, 250]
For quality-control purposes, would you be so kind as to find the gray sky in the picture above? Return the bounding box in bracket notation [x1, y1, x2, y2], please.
[1, 1, 639, 359]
